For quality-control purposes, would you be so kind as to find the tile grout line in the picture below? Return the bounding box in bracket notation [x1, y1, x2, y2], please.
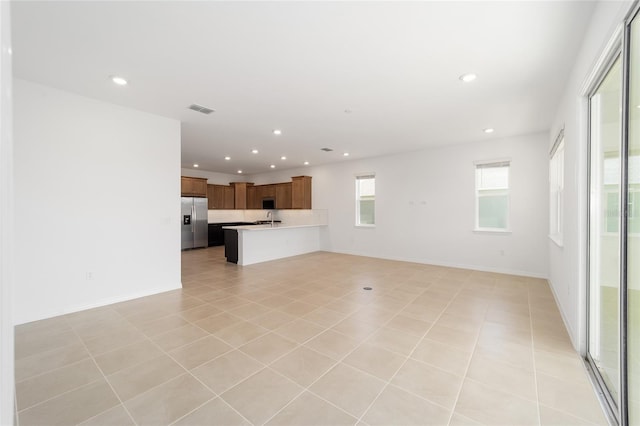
[353, 285, 451, 424]
[443, 277, 493, 426]
[16, 318, 139, 425]
[529, 280, 543, 426]
[17, 252, 585, 426]
[105, 325, 244, 426]
[256, 277, 439, 424]
[69, 314, 140, 426]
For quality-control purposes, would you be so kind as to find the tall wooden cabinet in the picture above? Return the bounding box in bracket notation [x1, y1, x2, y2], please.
[231, 182, 252, 210]
[291, 176, 312, 209]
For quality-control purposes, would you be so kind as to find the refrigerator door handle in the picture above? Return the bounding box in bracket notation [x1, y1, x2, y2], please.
[191, 205, 195, 233]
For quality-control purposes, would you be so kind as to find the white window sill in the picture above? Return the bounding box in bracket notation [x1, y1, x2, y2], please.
[473, 228, 511, 235]
[355, 224, 376, 228]
[549, 235, 564, 248]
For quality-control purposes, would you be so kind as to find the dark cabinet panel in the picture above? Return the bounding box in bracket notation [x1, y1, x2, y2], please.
[208, 224, 224, 246]
[224, 229, 238, 263]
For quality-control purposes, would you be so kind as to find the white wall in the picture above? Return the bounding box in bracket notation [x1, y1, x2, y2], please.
[0, 1, 14, 423]
[250, 132, 549, 278]
[180, 168, 242, 185]
[13, 79, 181, 324]
[548, 0, 633, 350]
[208, 209, 327, 226]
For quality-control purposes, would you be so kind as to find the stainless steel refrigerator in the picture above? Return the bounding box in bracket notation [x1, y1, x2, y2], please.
[181, 197, 208, 250]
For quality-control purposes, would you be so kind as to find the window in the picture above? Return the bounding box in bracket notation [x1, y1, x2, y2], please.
[356, 174, 375, 226]
[475, 161, 510, 231]
[602, 154, 640, 234]
[549, 134, 565, 245]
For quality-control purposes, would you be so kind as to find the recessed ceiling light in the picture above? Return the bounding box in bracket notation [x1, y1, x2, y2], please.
[343, 152, 350, 157]
[304, 161, 310, 166]
[193, 164, 199, 168]
[483, 128, 495, 133]
[273, 129, 282, 135]
[111, 75, 128, 86]
[636, 105, 640, 108]
[237, 170, 243, 174]
[281, 156, 287, 160]
[459, 73, 477, 83]
[251, 149, 259, 154]
[270, 164, 276, 169]
[224, 156, 231, 161]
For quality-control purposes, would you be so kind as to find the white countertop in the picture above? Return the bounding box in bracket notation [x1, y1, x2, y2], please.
[222, 224, 326, 231]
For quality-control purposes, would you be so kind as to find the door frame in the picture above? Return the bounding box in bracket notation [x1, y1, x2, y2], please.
[582, 3, 640, 424]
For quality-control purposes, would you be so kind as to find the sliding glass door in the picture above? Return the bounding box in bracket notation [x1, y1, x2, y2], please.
[627, 10, 639, 424]
[588, 54, 622, 414]
[587, 7, 640, 425]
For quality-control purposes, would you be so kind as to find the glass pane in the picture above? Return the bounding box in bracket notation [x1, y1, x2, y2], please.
[606, 191, 620, 233]
[359, 199, 375, 225]
[357, 177, 375, 197]
[588, 55, 621, 407]
[627, 13, 640, 424]
[477, 166, 509, 190]
[478, 194, 508, 229]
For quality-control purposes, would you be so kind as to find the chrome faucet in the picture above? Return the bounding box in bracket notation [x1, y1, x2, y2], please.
[266, 211, 274, 227]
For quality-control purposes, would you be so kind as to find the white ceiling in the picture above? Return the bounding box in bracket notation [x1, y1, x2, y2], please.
[11, 1, 596, 175]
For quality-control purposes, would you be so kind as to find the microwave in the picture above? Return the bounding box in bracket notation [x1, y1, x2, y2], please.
[262, 198, 275, 209]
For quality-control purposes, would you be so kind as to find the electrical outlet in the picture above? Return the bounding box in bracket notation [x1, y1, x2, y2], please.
[86, 272, 93, 280]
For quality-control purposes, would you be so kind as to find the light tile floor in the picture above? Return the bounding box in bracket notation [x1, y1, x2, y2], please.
[15, 248, 608, 425]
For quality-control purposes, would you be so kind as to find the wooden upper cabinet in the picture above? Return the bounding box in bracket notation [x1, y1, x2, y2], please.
[262, 184, 276, 199]
[275, 183, 292, 209]
[194, 177, 310, 210]
[223, 186, 235, 209]
[246, 185, 260, 209]
[207, 184, 223, 209]
[181, 176, 207, 197]
[291, 176, 312, 209]
[231, 182, 252, 210]
[207, 184, 235, 209]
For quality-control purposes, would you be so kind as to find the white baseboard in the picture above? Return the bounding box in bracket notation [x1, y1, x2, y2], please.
[547, 276, 579, 351]
[14, 282, 182, 325]
[326, 249, 548, 279]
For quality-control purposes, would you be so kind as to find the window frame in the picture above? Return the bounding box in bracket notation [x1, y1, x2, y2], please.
[474, 160, 511, 233]
[355, 173, 375, 227]
[549, 132, 565, 247]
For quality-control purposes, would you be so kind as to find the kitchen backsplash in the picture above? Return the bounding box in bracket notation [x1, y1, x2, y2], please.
[207, 209, 328, 226]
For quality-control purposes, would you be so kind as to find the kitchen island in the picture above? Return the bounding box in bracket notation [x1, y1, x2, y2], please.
[223, 224, 325, 266]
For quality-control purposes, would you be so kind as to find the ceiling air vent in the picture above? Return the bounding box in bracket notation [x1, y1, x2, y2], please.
[188, 104, 215, 114]
[320, 148, 333, 152]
